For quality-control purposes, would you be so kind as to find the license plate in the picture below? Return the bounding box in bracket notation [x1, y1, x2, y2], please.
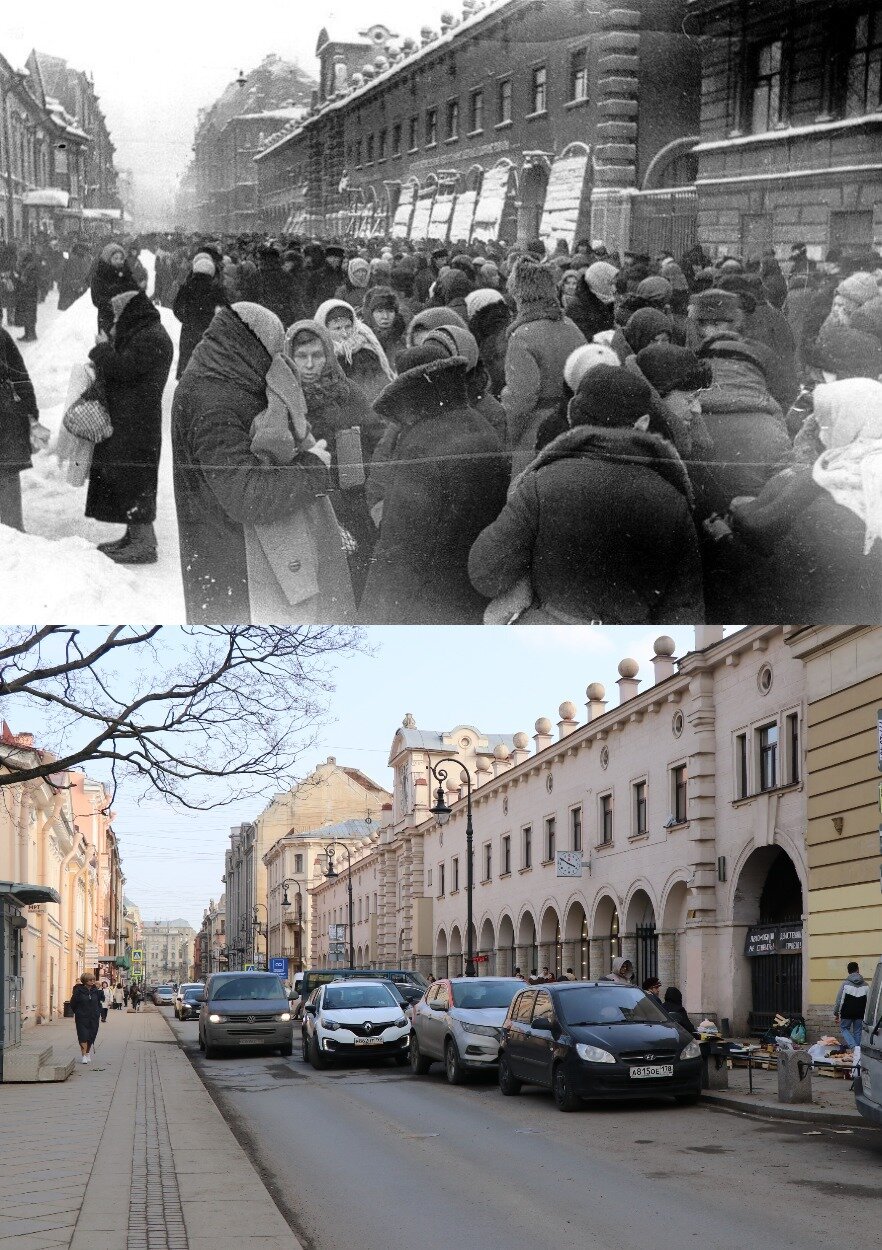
[630, 1064, 674, 1078]
[354, 1037, 383, 1046]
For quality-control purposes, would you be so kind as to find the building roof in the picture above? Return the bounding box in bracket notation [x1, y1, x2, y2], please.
[284, 816, 376, 843]
[340, 766, 389, 792]
[197, 54, 315, 139]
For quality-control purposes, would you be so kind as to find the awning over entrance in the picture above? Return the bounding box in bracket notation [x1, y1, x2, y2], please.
[0, 882, 61, 906]
[22, 188, 70, 209]
[471, 162, 514, 242]
[538, 148, 591, 254]
[391, 182, 417, 239]
[449, 189, 477, 244]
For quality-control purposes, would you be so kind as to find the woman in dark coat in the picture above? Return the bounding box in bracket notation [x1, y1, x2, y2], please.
[87, 290, 174, 563]
[469, 366, 705, 624]
[70, 972, 103, 1063]
[14, 250, 40, 341]
[172, 303, 330, 623]
[663, 987, 696, 1034]
[0, 325, 41, 530]
[565, 262, 618, 343]
[172, 253, 229, 379]
[90, 242, 139, 334]
[360, 352, 509, 624]
[58, 242, 93, 311]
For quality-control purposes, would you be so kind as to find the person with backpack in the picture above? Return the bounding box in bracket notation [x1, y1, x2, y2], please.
[834, 961, 869, 1050]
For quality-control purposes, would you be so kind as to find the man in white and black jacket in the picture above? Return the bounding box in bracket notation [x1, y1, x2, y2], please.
[833, 961, 869, 1050]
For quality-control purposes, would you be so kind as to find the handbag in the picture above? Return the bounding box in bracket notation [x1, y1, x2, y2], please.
[63, 376, 112, 444]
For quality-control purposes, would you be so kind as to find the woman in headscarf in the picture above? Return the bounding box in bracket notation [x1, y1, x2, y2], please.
[172, 302, 338, 622]
[90, 242, 139, 334]
[610, 306, 672, 364]
[285, 318, 387, 601]
[172, 252, 229, 379]
[729, 378, 882, 621]
[87, 290, 174, 564]
[313, 299, 395, 406]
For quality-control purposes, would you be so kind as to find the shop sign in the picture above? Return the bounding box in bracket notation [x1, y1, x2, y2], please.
[744, 923, 802, 956]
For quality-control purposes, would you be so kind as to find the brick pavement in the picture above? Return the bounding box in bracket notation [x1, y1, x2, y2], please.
[0, 1007, 302, 1250]
[704, 1057, 864, 1127]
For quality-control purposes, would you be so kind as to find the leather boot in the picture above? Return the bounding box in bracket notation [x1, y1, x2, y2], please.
[98, 528, 131, 554]
[108, 522, 157, 565]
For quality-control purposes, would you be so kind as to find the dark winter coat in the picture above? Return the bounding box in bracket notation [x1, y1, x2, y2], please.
[501, 302, 585, 473]
[58, 249, 92, 311]
[469, 425, 704, 623]
[255, 258, 296, 326]
[742, 303, 798, 410]
[0, 326, 38, 471]
[305, 262, 340, 315]
[360, 357, 509, 623]
[565, 282, 615, 342]
[469, 301, 511, 398]
[172, 307, 327, 623]
[14, 255, 40, 327]
[172, 273, 229, 379]
[70, 983, 102, 1042]
[86, 294, 174, 525]
[90, 259, 140, 333]
[433, 270, 472, 322]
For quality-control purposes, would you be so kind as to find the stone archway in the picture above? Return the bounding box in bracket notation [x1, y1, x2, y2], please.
[563, 900, 589, 979]
[434, 927, 448, 979]
[497, 913, 515, 976]
[660, 879, 689, 992]
[624, 888, 657, 987]
[539, 904, 562, 976]
[449, 924, 463, 978]
[516, 910, 537, 978]
[733, 845, 805, 1033]
[592, 893, 621, 978]
[479, 918, 496, 976]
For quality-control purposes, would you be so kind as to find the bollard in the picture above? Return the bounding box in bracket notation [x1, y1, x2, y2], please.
[777, 1048, 813, 1104]
[700, 1041, 730, 1089]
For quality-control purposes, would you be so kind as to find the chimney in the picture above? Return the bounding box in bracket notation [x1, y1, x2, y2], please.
[651, 636, 677, 684]
[557, 701, 579, 739]
[695, 625, 724, 650]
[585, 683, 607, 721]
[511, 731, 531, 765]
[616, 658, 640, 704]
[533, 717, 553, 754]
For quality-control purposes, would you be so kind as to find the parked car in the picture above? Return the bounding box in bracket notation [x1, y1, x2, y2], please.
[296, 967, 428, 1008]
[152, 984, 176, 1006]
[410, 977, 523, 1083]
[176, 985, 205, 1022]
[174, 983, 204, 1018]
[301, 978, 410, 1069]
[497, 981, 703, 1112]
[856, 956, 882, 1127]
[198, 971, 293, 1058]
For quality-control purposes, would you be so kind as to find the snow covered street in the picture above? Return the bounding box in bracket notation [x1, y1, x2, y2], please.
[3, 253, 186, 620]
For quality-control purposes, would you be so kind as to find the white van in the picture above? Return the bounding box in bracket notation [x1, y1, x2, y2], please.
[855, 958, 882, 1126]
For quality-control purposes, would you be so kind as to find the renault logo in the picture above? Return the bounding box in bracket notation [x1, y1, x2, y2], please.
[364, 1022, 373, 1033]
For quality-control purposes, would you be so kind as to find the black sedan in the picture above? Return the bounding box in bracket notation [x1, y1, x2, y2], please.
[176, 988, 204, 1021]
[498, 981, 702, 1112]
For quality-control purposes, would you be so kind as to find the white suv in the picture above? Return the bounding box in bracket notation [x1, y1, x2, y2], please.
[301, 978, 410, 1069]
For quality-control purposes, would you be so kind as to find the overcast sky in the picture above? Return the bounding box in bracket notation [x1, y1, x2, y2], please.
[6, 626, 738, 928]
[3, 1, 456, 212]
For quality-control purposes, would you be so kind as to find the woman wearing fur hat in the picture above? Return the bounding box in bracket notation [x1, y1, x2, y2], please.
[87, 290, 174, 564]
[173, 253, 229, 379]
[501, 256, 586, 477]
[361, 286, 406, 367]
[313, 299, 395, 406]
[360, 350, 508, 624]
[470, 365, 703, 623]
[90, 243, 139, 334]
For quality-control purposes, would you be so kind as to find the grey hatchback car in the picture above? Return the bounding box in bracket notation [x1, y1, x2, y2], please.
[198, 972, 293, 1058]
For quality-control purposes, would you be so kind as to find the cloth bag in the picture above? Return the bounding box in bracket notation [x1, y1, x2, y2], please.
[244, 494, 356, 624]
[56, 362, 107, 487]
[62, 364, 112, 443]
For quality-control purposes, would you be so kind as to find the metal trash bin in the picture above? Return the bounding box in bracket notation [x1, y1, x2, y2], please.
[63, 1000, 73, 1018]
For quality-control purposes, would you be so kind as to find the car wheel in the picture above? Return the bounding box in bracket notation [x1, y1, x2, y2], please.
[410, 1033, 432, 1076]
[197, 1030, 204, 1051]
[445, 1038, 466, 1086]
[309, 1033, 328, 1071]
[552, 1064, 581, 1113]
[498, 1054, 521, 1096]
[204, 1040, 219, 1059]
[279, 1043, 293, 1057]
[301, 1032, 310, 1063]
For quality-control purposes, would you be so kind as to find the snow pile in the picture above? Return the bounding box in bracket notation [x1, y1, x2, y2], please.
[26, 288, 102, 434]
[0, 524, 147, 617]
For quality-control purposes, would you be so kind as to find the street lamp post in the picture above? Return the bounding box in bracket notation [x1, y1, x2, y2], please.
[323, 845, 354, 970]
[281, 879, 304, 971]
[252, 903, 268, 969]
[429, 758, 476, 977]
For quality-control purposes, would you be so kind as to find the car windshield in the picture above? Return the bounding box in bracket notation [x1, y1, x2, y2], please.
[156, 986, 173, 993]
[558, 986, 671, 1026]
[210, 975, 285, 1001]
[324, 984, 398, 1010]
[183, 989, 202, 1001]
[452, 981, 521, 1010]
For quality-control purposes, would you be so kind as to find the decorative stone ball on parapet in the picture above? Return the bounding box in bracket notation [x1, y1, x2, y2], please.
[401, 36, 418, 54]
[651, 636, 677, 684]
[654, 636, 676, 657]
[350, 73, 364, 89]
[402, 712, 416, 729]
[440, 10, 456, 31]
[559, 701, 577, 721]
[462, 0, 477, 12]
[361, 64, 376, 79]
[587, 682, 606, 701]
[493, 742, 510, 761]
[513, 730, 530, 751]
[374, 55, 389, 73]
[385, 40, 402, 61]
[535, 716, 552, 735]
[558, 700, 579, 738]
[618, 657, 639, 679]
[421, 26, 437, 45]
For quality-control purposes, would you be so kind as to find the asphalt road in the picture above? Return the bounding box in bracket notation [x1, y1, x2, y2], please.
[164, 1009, 882, 1250]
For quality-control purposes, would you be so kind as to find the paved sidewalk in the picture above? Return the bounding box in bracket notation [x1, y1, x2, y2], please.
[702, 1059, 865, 1128]
[0, 1007, 303, 1250]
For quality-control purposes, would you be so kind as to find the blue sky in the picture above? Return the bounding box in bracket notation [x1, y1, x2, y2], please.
[80, 625, 735, 927]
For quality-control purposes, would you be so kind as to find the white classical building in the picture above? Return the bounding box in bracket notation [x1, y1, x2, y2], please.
[310, 626, 810, 1034]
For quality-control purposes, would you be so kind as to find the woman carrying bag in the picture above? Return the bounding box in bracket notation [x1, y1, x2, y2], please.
[70, 973, 103, 1064]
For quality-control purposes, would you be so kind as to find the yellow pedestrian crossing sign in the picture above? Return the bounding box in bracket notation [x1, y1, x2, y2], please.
[132, 948, 144, 963]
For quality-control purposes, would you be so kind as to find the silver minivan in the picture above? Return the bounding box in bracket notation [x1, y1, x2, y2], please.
[856, 958, 882, 1126]
[198, 971, 293, 1058]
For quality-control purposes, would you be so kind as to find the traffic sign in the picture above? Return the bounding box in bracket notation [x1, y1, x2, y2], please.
[131, 948, 144, 963]
[244, 963, 255, 971]
[269, 957, 289, 978]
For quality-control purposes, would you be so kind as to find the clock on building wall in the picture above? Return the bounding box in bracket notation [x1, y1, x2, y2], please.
[556, 851, 583, 877]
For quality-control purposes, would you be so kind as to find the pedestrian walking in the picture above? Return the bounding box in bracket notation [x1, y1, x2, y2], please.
[13, 249, 40, 342]
[70, 973, 102, 1063]
[86, 290, 174, 564]
[90, 242, 139, 334]
[0, 322, 45, 531]
[129, 983, 141, 1012]
[172, 253, 229, 379]
[113, 983, 126, 1011]
[100, 980, 112, 1023]
[834, 961, 869, 1050]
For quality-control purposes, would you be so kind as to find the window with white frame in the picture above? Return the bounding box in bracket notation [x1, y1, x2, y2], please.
[632, 780, 647, 836]
[758, 722, 778, 791]
[599, 794, 613, 845]
[522, 824, 532, 869]
[438, 865, 445, 897]
[501, 833, 511, 875]
[545, 816, 556, 862]
[452, 856, 459, 892]
[483, 842, 492, 881]
[570, 805, 582, 852]
[671, 764, 688, 824]
[294, 853, 304, 873]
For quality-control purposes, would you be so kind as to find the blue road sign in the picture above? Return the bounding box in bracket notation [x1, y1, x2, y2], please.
[269, 957, 289, 979]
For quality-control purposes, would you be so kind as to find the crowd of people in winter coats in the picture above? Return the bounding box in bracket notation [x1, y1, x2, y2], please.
[3, 226, 882, 622]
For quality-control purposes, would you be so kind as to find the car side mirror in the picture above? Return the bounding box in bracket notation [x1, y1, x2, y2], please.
[429, 1000, 448, 1012]
[531, 1015, 553, 1031]
[304, 1003, 316, 1015]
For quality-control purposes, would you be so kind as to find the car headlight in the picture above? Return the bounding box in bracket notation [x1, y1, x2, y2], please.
[319, 1016, 340, 1030]
[208, 1013, 225, 1024]
[394, 1017, 408, 1029]
[679, 1040, 702, 1060]
[575, 1043, 615, 1063]
[278, 1012, 292, 1022]
[460, 1022, 500, 1038]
